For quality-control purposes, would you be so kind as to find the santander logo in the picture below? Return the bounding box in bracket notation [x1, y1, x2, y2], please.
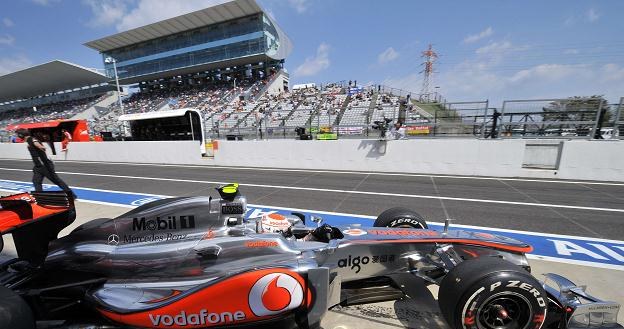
[248, 273, 304, 317]
[342, 228, 367, 236]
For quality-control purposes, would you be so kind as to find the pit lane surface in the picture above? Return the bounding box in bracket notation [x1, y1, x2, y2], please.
[1, 159, 623, 240]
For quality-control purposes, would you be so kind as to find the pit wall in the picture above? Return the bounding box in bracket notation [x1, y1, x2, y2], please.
[0, 141, 202, 165]
[213, 139, 624, 182]
[1, 139, 622, 182]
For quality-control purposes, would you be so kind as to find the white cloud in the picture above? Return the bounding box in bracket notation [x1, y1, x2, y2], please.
[475, 41, 513, 55]
[0, 34, 15, 46]
[378, 47, 399, 64]
[382, 38, 624, 105]
[565, 9, 600, 26]
[463, 27, 493, 44]
[0, 56, 32, 75]
[84, 0, 228, 31]
[474, 41, 527, 66]
[386, 62, 624, 105]
[31, 0, 58, 6]
[288, 0, 309, 13]
[2, 18, 14, 27]
[587, 8, 600, 22]
[601, 63, 624, 82]
[507, 64, 591, 84]
[564, 15, 576, 26]
[83, 0, 129, 28]
[294, 43, 330, 77]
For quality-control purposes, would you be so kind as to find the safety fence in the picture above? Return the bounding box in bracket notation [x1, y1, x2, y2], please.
[14, 97, 619, 143]
[205, 97, 624, 141]
[499, 97, 621, 139]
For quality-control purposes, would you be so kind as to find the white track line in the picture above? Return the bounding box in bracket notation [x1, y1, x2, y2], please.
[0, 168, 623, 213]
[2, 158, 623, 186]
[5, 181, 623, 244]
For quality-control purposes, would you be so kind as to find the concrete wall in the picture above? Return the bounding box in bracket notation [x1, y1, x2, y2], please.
[213, 139, 624, 182]
[2, 139, 622, 181]
[0, 141, 203, 165]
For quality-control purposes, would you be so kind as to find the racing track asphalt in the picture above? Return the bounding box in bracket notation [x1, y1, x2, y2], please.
[0, 158, 623, 240]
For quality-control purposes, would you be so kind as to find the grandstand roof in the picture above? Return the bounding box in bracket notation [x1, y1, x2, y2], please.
[0, 60, 109, 103]
[84, 0, 263, 53]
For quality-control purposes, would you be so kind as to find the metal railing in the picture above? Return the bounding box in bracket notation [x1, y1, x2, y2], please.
[49, 96, 623, 142]
[405, 101, 490, 138]
[499, 98, 607, 139]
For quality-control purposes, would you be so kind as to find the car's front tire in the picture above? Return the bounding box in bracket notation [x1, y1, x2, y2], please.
[438, 257, 548, 329]
[374, 207, 428, 229]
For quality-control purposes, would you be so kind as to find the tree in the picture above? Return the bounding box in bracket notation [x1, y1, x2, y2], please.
[541, 95, 611, 129]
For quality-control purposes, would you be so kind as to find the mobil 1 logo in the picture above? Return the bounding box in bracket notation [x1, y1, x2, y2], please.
[132, 215, 196, 231]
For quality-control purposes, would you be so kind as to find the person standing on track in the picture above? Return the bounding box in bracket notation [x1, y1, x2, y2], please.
[15, 128, 77, 199]
[61, 129, 72, 152]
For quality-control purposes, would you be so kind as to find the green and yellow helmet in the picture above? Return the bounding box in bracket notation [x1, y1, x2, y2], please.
[216, 183, 239, 200]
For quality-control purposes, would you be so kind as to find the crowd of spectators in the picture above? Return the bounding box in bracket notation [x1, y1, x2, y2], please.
[2, 77, 427, 142]
[0, 95, 106, 142]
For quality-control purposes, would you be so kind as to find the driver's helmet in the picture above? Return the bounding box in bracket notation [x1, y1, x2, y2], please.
[261, 213, 294, 233]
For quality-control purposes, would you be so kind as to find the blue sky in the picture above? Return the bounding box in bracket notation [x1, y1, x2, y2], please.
[1, 0, 623, 105]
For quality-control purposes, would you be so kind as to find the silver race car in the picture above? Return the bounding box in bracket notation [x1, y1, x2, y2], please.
[0, 184, 621, 329]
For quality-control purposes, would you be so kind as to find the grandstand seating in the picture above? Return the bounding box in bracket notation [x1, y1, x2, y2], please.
[339, 106, 370, 126]
[370, 94, 400, 123]
[0, 95, 108, 142]
[2, 79, 443, 142]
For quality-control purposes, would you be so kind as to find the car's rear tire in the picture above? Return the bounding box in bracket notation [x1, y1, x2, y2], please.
[438, 257, 547, 329]
[0, 286, 35, 329]
[374, 207, 428, 229]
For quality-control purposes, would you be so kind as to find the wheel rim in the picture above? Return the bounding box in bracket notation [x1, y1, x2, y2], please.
[477, 292, 532, 329]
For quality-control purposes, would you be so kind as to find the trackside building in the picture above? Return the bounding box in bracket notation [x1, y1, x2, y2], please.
[84, 0, 292, 87]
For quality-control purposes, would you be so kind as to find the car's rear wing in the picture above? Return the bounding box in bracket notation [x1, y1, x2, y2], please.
[0, 191, 74, 234]
[0, 191, 76, 264]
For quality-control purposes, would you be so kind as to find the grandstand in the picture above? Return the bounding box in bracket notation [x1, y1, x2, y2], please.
[81, 0, 293, 138]
[0, 0, 444, 143]
[0, 60, 115, 142]
[85, 0, 291, 87]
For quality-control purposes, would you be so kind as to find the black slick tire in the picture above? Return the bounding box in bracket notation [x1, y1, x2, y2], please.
[438, 257, 548, 329]
[374, 207, 428, 229]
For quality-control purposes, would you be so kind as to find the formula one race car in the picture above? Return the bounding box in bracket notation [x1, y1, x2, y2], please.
[0, 185, 622, 329]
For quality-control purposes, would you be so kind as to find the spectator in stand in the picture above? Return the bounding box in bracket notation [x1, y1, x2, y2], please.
[392, 122, 406, 140]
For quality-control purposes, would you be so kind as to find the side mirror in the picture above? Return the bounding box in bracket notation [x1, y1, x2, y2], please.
[310, 215, 323, 227]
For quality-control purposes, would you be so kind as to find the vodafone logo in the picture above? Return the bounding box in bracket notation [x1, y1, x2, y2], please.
[248, 273, 304, 317]
[342, 228, 367, 236]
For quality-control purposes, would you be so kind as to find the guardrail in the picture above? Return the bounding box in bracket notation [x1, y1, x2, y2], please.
[499, 98, 605, 139]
